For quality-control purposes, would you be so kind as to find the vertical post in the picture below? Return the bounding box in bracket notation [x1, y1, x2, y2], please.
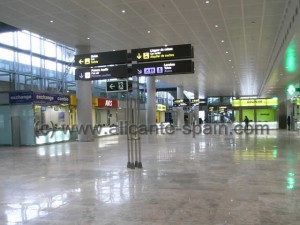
[76, 45, 94, 142]
[126, 91, 131, 168]
[146, 76, 156, 128]
[129, 97, 135, 169]
[137, 76, 142, 168]
[176, 85, 184, 127]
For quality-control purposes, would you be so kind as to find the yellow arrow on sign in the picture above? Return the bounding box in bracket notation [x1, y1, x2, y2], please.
[137, 53, 142, 60]
[79, 59, 84, 64]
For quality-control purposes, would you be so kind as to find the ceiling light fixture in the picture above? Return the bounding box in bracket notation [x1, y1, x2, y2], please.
[221, 40, 225, 43]
[147, 30, 151, 34]
[225, 51, 229, 54]
[229, 59, 232, 62]
[87, 37, 90, 40]
[205, 0, 210, 3]
[50, 20, 54, 23]
[215, 25, 219, 28]
[122, 10, 126, 13]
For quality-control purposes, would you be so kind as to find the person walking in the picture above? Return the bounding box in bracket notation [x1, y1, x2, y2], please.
[244, 116, 249, 130]
[287, 116, 291, 130]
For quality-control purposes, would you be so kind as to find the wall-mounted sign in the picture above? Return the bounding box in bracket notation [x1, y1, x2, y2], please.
[131, 44, 193, 62]
[106, 80, 128, 92]
[97, 98, 118, 108]
[232, 98, 278, 107]
[132, 60, 194, 76]
[9, 92, 70, 104]
[74, 50, 128, 67]
[75, 65, 128, 80]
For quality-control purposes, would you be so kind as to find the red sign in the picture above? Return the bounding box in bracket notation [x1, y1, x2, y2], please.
[98, 98, 118, 108]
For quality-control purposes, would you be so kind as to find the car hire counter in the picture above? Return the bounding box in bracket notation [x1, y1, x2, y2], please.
[232, 98, 278, 129]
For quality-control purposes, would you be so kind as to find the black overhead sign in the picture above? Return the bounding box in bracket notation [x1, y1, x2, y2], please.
[75, 65, 128, 81]
[106, 80, 128, 92]
[74, 50, 127, 67]
[132, 60, 194, 76]
[173, 99, 190, 107]
[131, 44, 193, 62]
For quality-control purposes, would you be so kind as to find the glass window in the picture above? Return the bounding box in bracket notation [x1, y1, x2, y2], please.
[18, 53, 31, 65]
[0, 47, 14, 61]
[31, 35, 41, 54]
[17, 31, 30, 50]
[0, 32, 14, 46]
[44, 40, 56, 58]
[45, 60, 56, 77]
[32, 57, 41, 75]
[57, 45, 63, 60]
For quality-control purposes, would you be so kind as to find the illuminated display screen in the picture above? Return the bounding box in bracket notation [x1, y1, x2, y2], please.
[132, 60, 194, 76]
[74, 50, 128, 67]
[232, 98, 278, 107]
[75, 65, 128, 80]
[131, 44, 193, 62]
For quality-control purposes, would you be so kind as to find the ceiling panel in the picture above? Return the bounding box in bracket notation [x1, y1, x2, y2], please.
[0, 0, 293, 97]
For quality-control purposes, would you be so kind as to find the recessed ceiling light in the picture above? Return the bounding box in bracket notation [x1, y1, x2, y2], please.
[215, 25, 219, 28]
[164, 44, 168, 47]
[229, 59, 232, 62]
[147, 30, 151, 34]
[87, 37, 90, 40]
[122, 10, 126, 13]
[50, 20, 54, 23]
[205, 0, 210, 3]
[221, 40, 225, 43]
[113, 49, 116, 51]
[225, 51, 229, 54]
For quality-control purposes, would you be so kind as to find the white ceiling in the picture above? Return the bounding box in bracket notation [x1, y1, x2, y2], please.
[0, 0, 297, 98]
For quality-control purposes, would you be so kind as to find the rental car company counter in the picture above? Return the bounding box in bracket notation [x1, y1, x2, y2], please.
[232, 98, 279, 129]
[0, 91, 70, 145]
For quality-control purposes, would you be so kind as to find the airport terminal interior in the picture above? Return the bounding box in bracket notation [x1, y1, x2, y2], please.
[1, 0, 300, 224]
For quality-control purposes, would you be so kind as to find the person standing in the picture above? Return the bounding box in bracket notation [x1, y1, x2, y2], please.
[244, 116, 249, 130]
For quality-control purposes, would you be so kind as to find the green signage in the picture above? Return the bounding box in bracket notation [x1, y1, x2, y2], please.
[106, 80, 128, 92]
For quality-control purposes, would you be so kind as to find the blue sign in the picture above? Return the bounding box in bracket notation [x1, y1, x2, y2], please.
[9, 91, 70, 104]
[9, 92, 33, 104]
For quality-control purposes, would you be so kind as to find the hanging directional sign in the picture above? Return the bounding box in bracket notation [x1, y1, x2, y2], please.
[75, 65, 128, 80]
[132, 60, 194, 76]
[131, 44, 193, 62]
[106, 80, 128, 92]
[74, 50, 128, 67]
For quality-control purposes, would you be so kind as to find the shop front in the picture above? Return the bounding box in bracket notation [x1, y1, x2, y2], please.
[232, 98, 278, 129]
[0, 91, 70, 145]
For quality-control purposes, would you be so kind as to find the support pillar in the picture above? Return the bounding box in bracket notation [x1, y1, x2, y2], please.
[176, 85, 184, 127]
[194, 91, 199, 125]
[76, 45, 94, 141]
[146, 76, 156, 127]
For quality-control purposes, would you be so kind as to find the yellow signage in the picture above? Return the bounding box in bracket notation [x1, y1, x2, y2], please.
[156, 104, 166, 111]
[293, 98, 300, 105]
[232, 98, 278, 107]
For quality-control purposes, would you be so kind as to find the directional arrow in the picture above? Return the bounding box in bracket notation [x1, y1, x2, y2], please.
[137, 69, 142, 75]
[79, 59, 84, 64]
[109, 84, 115, 89]
[79, 73, 84, 79]
[137, 53, 142, 60]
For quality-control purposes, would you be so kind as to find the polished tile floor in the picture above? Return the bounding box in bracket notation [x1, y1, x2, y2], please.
[1, 130, 300, 225]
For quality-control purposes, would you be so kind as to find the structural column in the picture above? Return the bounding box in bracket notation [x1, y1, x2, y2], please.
[176, 85, 184, 127]
[278, 91, 288, 129]
[194, 91, 199, 125]
[76, 45, 94, 141]
[146, 76, 156, 127]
